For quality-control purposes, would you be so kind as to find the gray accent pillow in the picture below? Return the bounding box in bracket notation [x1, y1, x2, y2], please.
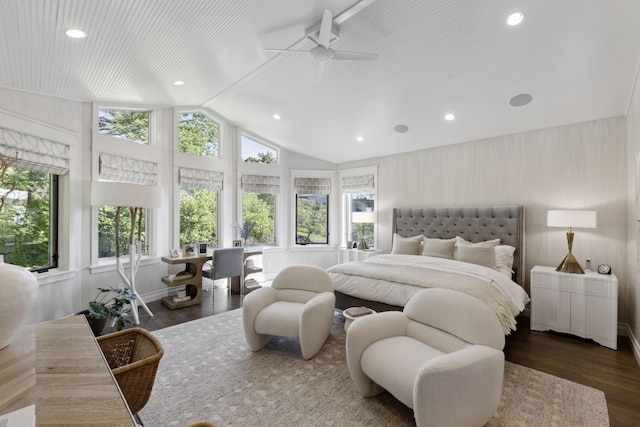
[391, 233, 422, 255]
[421, 237, 456, 259]
[456, 245, 497, 269]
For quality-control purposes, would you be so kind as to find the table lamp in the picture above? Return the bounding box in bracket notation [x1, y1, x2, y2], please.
[547, 210, 597, 274]
[352, 211, 375, 250]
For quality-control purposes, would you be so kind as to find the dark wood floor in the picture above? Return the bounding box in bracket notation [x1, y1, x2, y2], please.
[116, 288, 640, 427]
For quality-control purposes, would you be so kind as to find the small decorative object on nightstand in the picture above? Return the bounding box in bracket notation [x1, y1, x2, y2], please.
[597, 263, 612, 275]
[530, 265, 617, 349]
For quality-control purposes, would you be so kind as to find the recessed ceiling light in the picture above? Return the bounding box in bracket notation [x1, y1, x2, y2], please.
[65, 29, 87, 38]
[507, 12, 524, 26]
[356, 136, 364, 142]
[444, 113, 455, 121]
[174, 80, 184, 86]
[394, 124, 409, 134]
[273, 114, 281, 120]
[509, 93, 533, 107]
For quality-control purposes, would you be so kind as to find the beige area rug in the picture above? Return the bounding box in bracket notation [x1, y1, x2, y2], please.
[139, 309, 609, 427]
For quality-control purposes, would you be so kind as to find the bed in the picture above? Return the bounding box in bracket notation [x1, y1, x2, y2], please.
[327, 206, 529, 334]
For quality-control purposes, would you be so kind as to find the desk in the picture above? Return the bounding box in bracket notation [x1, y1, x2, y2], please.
[0, 316, 136, 426]
[160, 253, 212, 309]
[231, 249, 263, 294]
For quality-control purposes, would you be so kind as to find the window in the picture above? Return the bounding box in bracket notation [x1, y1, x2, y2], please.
[293, 176, 331, 245]
[0, 168, 58, 270]
[241, 134, 278, 164]
[179, 188, 218, 247]
[296, 195, 328, 244]
[347, 192, 375, 248]
[178, 112, 220, 158]
[98, 109, 151, 145]
[98, 207, 147, 258]
[242, 192, 276, 245]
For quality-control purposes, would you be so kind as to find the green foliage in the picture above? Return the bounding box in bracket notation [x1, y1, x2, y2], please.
[179, 188, 217, 246]
[88, 286, 136, 331]
[0, 168, 52, 269]
[178, 112, 219, 157]
[244, 151, 277, 164]
[296, 195, 328, 244]
[242, 193, 275, 244]
[98, 207, 147, 258]
[98, 109, 150, 145]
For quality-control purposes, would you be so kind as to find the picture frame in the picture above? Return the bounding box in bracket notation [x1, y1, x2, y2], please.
[199, 243, 207, 254]
[232, 239, 242, 248]
[170, 248, 179, 258]
[183, 244, 196, 257]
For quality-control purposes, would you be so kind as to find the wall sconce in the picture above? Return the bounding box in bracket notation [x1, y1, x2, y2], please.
[352, 211, 375, 250]
[547, 210, 597, 274]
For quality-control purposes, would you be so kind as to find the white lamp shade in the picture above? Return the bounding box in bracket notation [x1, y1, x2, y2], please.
[91, 181, 163, 208]
[547, 210, 596, 229]
[352, 211, 375, 223]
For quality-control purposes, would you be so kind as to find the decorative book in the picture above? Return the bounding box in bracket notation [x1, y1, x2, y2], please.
[345, 306, 373, 318]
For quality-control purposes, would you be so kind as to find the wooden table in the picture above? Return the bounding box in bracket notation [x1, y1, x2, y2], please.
[0, 315, 136, 426]
[160, 253, 212, 309]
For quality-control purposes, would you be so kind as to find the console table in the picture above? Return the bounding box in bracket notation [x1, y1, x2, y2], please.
[0, 315, 136, 426]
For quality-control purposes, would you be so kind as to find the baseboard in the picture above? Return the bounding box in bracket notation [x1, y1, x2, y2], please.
[622, 322, 640, 367]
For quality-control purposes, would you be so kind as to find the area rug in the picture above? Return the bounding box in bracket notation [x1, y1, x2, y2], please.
[139, 309, 609, 427]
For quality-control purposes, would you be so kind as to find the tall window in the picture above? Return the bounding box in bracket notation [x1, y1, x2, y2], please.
[180, 188, 218, 247]
[241, 134, 278, 164]
[178, 112, 220, 158]
[241, 175, 279, 246]
[347, 192, 374, 248]
[0, 168, 58, 270]
[294, 177, 331, 245]
[98, 207, 147, 258]
[98, 109, 151, 145]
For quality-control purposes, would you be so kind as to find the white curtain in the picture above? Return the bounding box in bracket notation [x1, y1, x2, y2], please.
[99, 153, 158, 185]
[0, 126, 70, 175]
[241, 174, 280, 193]
[179, 167, 223, 191]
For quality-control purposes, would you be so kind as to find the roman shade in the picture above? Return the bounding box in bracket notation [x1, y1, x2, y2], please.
[341, 174, 374, 193]
[179, 167, 223, 191]
[293, 177, 331, 195]
[99, 153, 158, 185]
[241, 174, 280, 194]
[0, 126, 70, 175]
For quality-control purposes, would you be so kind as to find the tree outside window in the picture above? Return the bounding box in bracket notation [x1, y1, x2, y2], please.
[180, 188, 217, 247]
[98, 109, 150, 145]
[296, 194, 328, 244]
[242, 193, 275, 245]
[98, 207, 147, 258]
[178, 112, 219, 158]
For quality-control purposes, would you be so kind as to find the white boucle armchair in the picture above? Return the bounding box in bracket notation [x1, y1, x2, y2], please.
[346, 288, 505, 427]
[242, 265, 335, 360]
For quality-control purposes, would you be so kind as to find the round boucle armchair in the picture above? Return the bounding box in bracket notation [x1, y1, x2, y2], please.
[242, 265, 335, 360]
[346, 288, 505, 427]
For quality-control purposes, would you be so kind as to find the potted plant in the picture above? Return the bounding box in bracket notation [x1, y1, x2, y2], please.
[82, 286, 136, 335]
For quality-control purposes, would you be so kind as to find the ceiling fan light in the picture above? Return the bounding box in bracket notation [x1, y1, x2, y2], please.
[311, 46, 334, 62]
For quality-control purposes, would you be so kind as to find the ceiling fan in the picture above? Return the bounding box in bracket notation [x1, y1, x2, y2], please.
[265, 9, 378, 63]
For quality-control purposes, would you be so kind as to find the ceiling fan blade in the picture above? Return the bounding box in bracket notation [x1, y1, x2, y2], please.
[264, 48, 310, 55]
[332, 50, 378, 61]
[318, 9, 333, 47]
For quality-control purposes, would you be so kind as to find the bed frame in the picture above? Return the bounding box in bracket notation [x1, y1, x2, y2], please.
[335, 205, 525, 311]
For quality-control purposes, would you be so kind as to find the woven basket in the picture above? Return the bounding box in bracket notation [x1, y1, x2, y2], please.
[97, 327, 164, 414]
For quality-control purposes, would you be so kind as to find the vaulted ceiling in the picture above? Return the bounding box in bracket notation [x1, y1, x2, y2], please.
[2, 0, 639, 163]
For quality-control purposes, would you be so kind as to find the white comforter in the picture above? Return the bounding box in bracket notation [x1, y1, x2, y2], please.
[327, 254, 530, 334]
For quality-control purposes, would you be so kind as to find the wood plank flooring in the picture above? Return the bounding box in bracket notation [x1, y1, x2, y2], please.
[114, 288, 640, 427]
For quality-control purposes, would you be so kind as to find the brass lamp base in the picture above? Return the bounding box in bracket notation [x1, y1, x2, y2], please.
[556, 252, 585, 274]
[357, 238, 369, 250]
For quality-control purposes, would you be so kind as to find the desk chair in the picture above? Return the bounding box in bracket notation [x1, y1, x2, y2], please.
[203, 247, 244, 295]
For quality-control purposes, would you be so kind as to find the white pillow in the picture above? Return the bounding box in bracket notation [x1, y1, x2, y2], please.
[391, 233, 422, 255]
[421, 237, 455, 259]
[453, 236, 500, 259]
[456, 245, 497, 269]
[495, 244, 516, 271]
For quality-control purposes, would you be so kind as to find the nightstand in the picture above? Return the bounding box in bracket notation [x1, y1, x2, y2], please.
[338, 248, 381, 264]
[530, 265, 617, 349]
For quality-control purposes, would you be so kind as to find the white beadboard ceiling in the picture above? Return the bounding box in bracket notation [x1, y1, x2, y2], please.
[1, 0, 639, 163]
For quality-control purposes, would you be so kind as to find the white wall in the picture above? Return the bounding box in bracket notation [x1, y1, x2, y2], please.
[339, 116, 628, 305]
[626, 64, 640, 358]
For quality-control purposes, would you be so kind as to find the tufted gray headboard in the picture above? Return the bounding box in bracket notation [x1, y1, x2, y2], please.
[392, 206, 525, 287]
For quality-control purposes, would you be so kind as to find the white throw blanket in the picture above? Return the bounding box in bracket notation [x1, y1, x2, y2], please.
[328, 254, 526, 334]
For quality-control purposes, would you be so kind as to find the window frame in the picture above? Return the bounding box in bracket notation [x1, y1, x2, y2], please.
[240, 132, 279, 165]
[295, 193, 329, 245]
[175, 109, 223, 159]
[339, 166, 378, 250]
[290, 170, 335, 248]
